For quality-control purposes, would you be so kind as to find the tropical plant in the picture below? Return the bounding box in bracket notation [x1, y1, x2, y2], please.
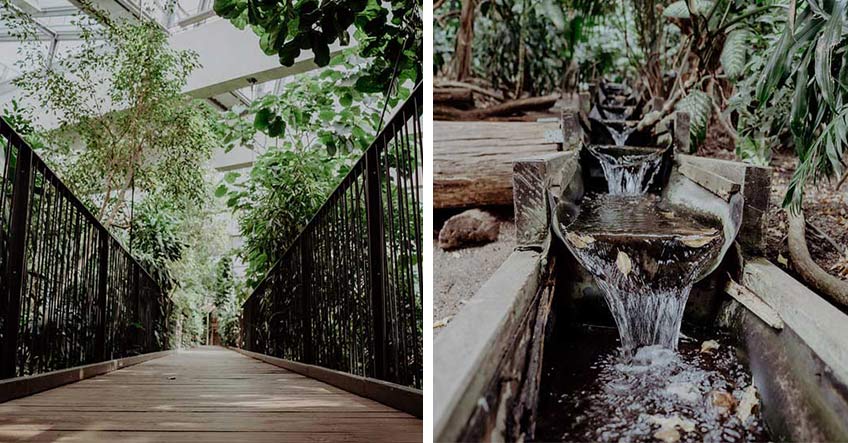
[215, 59, 384, 285]
[757, 0, 848, 209]
[443, 0, 613, 96]
[3, 1, 218, 229]
[637, 0, 777, 147]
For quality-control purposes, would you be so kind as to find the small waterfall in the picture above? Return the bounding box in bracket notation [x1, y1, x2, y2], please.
[560, 194, 723, 355]
[588, 146, 664, 196]
[607, 125, 635, 146]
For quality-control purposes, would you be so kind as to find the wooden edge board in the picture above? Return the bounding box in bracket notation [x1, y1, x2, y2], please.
[0, 350, 172, 403]
[678, 162, 742, 201]
[434, 248, 544, 441]
[228, 347, 423, 419]
[724, 279, 784, 330]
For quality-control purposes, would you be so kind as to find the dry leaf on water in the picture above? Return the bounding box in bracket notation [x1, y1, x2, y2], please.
[566, 232, 595, 249]
[680, 236, 713, 248]
[616, 251, 632, 276]
[700, 340, 720, 353]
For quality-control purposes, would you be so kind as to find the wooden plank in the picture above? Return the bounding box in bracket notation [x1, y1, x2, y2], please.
[0, 347, 422, 442]
[435, 121, 560, 208]
[232, 347, 423, 418]
[724, 279, 784, 330]
[678, 162, 741, 201]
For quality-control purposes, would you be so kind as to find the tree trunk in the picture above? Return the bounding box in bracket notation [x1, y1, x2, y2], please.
[453, 0, 476, 81]
[787, 209, 848, 308]
[434, 88, 475, 109]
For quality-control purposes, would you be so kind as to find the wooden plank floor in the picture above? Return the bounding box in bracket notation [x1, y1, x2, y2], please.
[0, 347, 422, 442]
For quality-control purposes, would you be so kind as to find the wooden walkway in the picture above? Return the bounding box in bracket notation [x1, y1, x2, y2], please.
[0, 347, 422, 442]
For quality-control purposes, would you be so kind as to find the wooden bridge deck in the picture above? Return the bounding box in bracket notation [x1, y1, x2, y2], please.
[0, 347, 422, 442]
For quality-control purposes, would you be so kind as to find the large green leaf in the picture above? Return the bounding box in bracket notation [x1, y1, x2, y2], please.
[814, 0, 843, 109]
[664, 0, 712, 19]
[720, 30, 749, 79]
[676, 90, 712, 142]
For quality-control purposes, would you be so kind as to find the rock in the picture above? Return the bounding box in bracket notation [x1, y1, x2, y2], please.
[700, 339, 720, 353]
[616, 250, 633, 276]
[438, 209, 500, 250]
[709, 390, 737, 414]
[736, 385, 759, 422]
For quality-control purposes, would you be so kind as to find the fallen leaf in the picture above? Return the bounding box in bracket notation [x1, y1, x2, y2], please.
[654, 427, 680, 443]
[566, 232, 595, 249]
[737, 385, 759, 422]
[709, 390, 737, 415]
[777, 253, 788, 266]
[661, 211, 675, 219]
[616, 250, 632, 276]
[433, 316, 452, 329]
[700, 340, 720, 353]
[680, 236, 713, 248]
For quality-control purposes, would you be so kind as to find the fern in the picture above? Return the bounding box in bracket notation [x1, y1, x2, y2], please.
[721, 30, 749, 79]
[676, 90, 712, 143]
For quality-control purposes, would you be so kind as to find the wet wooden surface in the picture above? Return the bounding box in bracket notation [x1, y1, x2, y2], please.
[0, 347, 422, 442]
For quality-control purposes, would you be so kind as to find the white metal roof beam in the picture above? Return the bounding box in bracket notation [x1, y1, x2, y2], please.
[170, 18, 348, 99]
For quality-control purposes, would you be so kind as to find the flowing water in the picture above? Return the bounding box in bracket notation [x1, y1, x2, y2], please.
[588, 146, 664, 195]
[535, 325, 769, 442]
[608, 124, 636, 146]
[559, 193, 723, 354]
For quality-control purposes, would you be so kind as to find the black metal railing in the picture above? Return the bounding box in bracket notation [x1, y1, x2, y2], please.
[0, 118, 171, 379]
[241, 84, 423, 389]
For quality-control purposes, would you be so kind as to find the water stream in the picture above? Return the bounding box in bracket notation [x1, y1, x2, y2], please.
[588, 146, 664, 195]
[560, 193, 723, 354]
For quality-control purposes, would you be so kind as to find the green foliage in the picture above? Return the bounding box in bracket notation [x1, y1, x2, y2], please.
[721, 29, 750, 79]
[3, 5, 218, 228]
[221, 148, 336, 286]
[217, 56, 383, 157]
[213, 0, 421, 95]
[130, 195, 189, 285]
[663, 0, 714, 19]
[756, 0, 848, 209]
[677, 90, 713, 143]
[471, 0, 613, 95]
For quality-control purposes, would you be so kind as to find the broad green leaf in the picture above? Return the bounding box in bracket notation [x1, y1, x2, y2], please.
[814, 0, 843, 109]
[720, 30, 749, 79]
[676, 90, 712, 142]
[254, 108, 273, 130]
[215, 184, 228, 198]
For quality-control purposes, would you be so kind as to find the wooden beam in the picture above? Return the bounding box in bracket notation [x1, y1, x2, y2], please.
[724, 278, 784, 330]
[0, 350, 171, 403]
[435, 121, 560, 209]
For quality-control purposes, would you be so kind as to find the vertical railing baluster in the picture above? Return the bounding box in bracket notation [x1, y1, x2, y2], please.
[364, 135, 388, 381]
[95, 232, 109, 361]
[1, 143, 33, 379]
[300, 236, 313, 364]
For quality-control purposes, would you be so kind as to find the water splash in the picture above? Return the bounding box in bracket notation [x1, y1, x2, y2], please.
[588, 146, 664, 196]
[536, 327, 768, 443]
[560, 194, 723, 354]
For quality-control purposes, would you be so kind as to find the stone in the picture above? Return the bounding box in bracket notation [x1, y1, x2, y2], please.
[700, 340, 720, 353]
[438, 209, 500, 250]
[737, 385, 759, 422]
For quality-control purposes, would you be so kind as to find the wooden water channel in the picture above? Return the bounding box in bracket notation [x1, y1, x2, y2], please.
[434, 86, 848, 442]
[0, 347, 421, 442]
